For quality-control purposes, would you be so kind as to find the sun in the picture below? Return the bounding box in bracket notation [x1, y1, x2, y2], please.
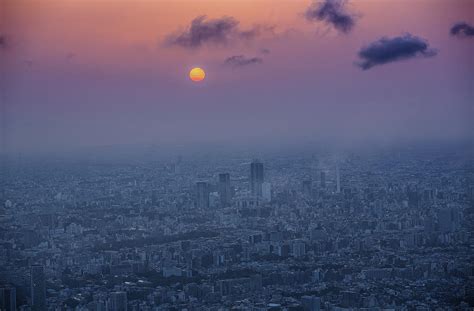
[189, 67, 205, 82]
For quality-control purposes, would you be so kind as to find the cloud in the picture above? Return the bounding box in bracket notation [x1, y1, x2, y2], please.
[239, 25, 275, 40]
[450, 22, 474, 38]
[305, 0, 355, 34]
[224, 55, 263, 67]
[260, 48, 271, 55]
[165, 16, 272, 49]
[356, 34, 437, 70]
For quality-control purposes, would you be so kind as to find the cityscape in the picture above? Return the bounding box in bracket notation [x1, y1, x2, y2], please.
[1, 0, 473, 310]
[0, 144, 473, 310]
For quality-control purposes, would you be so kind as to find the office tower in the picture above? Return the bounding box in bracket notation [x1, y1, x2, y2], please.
[341, 291, 359, 308]
[438, 207, 461, 232]
[262, 182, 272, 202]
[301, 295, 321, 311]
[218, 173, 232, 207]
[320, 171, 326, 188]
[151, 190, 159, 206]
[407, 186, 420, 208]
[335, 163, 341, 193]
[109, 291, 127, 311]
[424, 216, 435, 233]
[30, 265, 46, 311]
[195, 181, 210, 209]
[250, 160, 264, 197]
[0, 286, 16, 311]
[302, 179, 312, 197]
[292, 240, 306, 258]
[310, 155, 318, 181]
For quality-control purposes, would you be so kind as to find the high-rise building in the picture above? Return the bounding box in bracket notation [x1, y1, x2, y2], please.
[262, 182, 272, 202]
[151, 190, 159, 206]
[301, 295, 320, 311]
[407, 186, 420, 208]
[302, 179, 312, 197]
[335, 163, 341, 193]
[438, 207, 461, 232]
[0, 286, 16, 311]
[292, 240, 306, 258]
[30, 265, 46, 311]
[218, 173, 232, 207]
[310, 155, 318, 181]
[320, 171, 326, 188]
[109, 291, 127, 311]
[250, 160, 264, 197]
[195, 181, 210, 209]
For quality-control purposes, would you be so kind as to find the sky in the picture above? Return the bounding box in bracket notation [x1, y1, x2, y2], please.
[1, 0, 473, 153]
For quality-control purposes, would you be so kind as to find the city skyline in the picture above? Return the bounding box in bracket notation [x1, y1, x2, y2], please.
[0, 1, 473, 310]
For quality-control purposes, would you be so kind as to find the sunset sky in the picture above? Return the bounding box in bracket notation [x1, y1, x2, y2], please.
[1, 0, 473, 153]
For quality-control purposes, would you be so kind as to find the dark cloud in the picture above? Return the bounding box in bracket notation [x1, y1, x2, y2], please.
[166, 16, 272, 49]
[450, 22, 474, 38]
[356, 34, 437, 70]
[305, 0, 355, 34]
[260, 48, 271, 55]
[239, 25, 275, 40]
[166, 16, 238, 48]
[224, 55, 263, 67]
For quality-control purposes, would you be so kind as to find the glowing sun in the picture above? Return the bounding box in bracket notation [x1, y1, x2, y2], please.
[189, 67, 205, 82]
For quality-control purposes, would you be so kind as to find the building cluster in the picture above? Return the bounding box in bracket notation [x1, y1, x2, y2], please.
[0, 147, 473, 310]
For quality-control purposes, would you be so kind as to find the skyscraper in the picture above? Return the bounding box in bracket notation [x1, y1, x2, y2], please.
[262, 182, 272, 202]
[0, 286, 16, 311]
[109, 291, 127, 311]
[302, 179, 312, 197]
[438, 207, 461, 232]
[301, 295, 321, 311]
[195, 181, 210, 209]
[336, 163, 341, 193]
[218, 173, 232, 207]
[30, 265, 46, 311]
[310, 155, 318, 181]
[320, 171, 326, 188]
[250, 160, 264, 197]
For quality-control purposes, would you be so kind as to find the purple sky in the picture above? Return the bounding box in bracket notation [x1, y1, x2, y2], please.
[1, 0, 473, 153]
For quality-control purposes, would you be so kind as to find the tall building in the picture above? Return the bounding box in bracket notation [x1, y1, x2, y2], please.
[218, 173, 232, 207]
[292, 240, 306, 258]
[30, 265, 46, 311]
[301, 295, 320, 311]
[195, 181, 210, 209]
[250, 160, 264, 197]
[262, 182, 272, 202]
[320, 171, 326, 188]
[0, 286, 16, 311]
[302, 179, 312, 197]
[438, 207, 461, 232]
[407, 186, 420, 208]
[109, 291, 127, 311]
[310, 155, 318, 181]
[151, 190, 159, 206]
[335, 163, 341, 193]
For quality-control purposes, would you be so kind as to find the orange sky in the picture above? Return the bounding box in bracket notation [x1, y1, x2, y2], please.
[3, 0, 473, 72]
[1, 0, 473, 152]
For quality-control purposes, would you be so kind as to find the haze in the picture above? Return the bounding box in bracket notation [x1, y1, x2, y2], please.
[1, 0, 473, 153]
